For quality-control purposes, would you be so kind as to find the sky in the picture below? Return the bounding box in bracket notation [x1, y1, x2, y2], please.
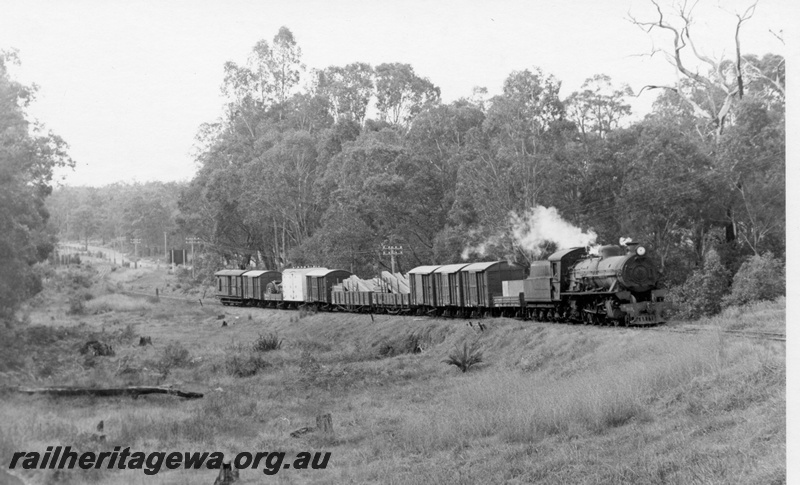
[0, 0, 792, 187]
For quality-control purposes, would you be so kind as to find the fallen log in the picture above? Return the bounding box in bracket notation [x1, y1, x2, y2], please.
[13, 386, 203, 399]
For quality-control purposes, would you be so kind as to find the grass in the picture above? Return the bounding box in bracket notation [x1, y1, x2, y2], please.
[400, 334, 724, 452]
[696, 296, 785, 333]
[83, 294, 156, 314]
[0, 261, 785, 484]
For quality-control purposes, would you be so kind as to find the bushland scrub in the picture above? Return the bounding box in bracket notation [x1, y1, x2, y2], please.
[0, 262, 785, 484]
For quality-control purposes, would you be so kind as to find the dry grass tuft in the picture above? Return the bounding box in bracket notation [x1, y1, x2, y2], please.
[253, 333, 282, 352]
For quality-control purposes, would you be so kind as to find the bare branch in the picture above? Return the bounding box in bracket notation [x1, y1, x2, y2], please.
[629, 0, 763, 141]
[678, 0, 719, 74]
[636, 84, 676, 97]
[636, 83, 711, 121]
[734, 3, 758, 99]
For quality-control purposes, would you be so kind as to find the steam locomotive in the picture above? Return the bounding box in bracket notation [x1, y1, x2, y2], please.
[215, 241, 668, 326]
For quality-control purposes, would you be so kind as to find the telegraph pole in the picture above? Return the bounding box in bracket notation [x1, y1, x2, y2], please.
[186, 236, 200, 278]
[382, 245, 403, 274]
[116, 236, 126, 265]
[131, 238, 141, 262]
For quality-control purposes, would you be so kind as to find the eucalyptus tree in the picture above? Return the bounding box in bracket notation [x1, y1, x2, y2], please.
[374, 63, 440, 126]
[315, 63, 374, 124]
[565, 74, 633, 145]
[222, 26, 303, 110]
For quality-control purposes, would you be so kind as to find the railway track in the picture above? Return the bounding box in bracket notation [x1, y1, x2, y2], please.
[652, 324, 785, 342]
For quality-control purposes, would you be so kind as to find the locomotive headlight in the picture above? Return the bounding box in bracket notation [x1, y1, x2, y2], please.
[636, 246, 646, 256]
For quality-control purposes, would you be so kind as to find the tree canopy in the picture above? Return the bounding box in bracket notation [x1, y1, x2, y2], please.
[0, 50, 74, 320]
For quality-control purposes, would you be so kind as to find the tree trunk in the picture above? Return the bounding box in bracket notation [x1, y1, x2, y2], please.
[316, 413, 334, 435]
[213, 461, 239, 484]
[725, 207, 736, 243]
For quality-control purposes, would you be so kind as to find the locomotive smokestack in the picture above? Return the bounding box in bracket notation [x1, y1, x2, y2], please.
[625, 241, 639, 254]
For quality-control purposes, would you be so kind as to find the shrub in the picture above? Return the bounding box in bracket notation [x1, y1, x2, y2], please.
[442, 342, 484, 373]
[253, 333, 282, 352]
[68, 269, 91, 288]
[67, 295, 86, 315]
[670, 249, 731, 318]
[226, 353, 269, 377]
[155, 342, 191, 375]
[722, 252, 785, 308]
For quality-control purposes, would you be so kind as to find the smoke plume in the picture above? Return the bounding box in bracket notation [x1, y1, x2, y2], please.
[510, 206, 597, 257]
[460, 206, 598, 260]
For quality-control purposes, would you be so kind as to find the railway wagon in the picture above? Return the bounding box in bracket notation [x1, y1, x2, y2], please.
[215, 269, 247, 305]
[306, 269, 352, 308]
[408, 265, 440, 311]
[373, 292, 411, 313]
[433, 263, 470, 310]
[282, 268, 325, 307]
[241, 270, 282, 302]
[331, 289, 373, 311]
[461, 261, 525, 311]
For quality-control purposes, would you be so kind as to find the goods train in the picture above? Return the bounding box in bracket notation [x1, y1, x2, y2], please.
[214, 241, 668, 326]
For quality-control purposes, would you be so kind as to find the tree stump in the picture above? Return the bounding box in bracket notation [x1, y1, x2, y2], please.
[316, 413, 333, 435]
[138, 336, 152, 346]
[213, 460, 239, 484]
